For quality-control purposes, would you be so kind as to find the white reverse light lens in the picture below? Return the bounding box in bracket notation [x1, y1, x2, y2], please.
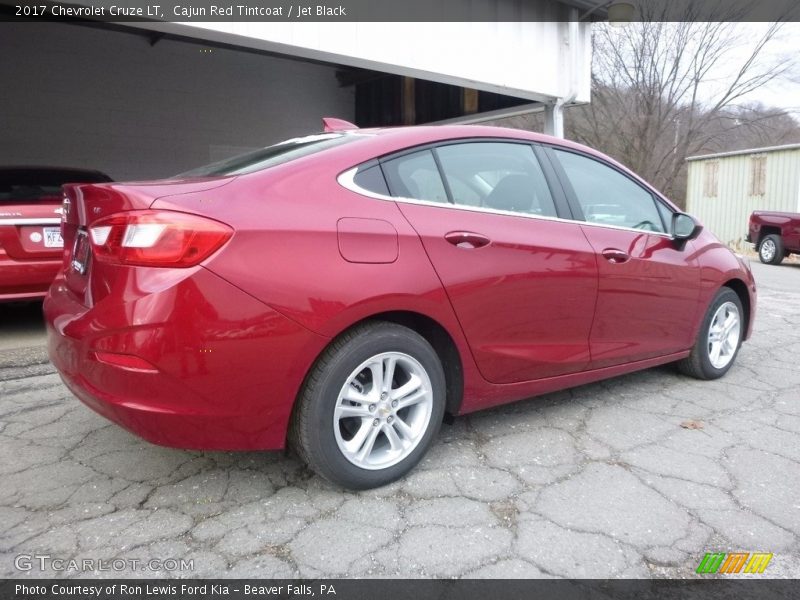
[90, 225, 112, 245]
[122, 223, 167, 248]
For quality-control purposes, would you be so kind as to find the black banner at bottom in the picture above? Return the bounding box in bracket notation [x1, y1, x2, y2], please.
[1, 579, 796, 600]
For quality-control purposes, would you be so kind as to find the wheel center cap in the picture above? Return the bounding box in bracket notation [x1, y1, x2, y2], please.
[379, 403, 391, 416]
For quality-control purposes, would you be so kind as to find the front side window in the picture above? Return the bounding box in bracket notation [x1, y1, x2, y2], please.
[381, 150, 448, 203]
[553, 149, 666, 233]
[435, 142, 558, 217]
[656, 200, 674, 232]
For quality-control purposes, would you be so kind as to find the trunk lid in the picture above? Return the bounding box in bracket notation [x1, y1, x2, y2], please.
[0, 196, 63, 260]
[61, 177, 235, 304]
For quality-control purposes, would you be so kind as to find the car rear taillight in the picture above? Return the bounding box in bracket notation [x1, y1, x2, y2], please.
[88, 210, 232, 267]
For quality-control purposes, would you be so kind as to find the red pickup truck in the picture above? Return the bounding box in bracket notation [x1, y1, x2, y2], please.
[748, 211, 800, 264]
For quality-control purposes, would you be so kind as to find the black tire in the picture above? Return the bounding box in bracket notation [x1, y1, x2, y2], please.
[290, 321, 446, 489]
[677, 287, 744, 380]
[758, 234, 784, 265]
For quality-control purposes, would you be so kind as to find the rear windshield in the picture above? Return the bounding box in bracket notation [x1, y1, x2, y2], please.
[0, 169, 111, 204]
[177, 133, 361, 178]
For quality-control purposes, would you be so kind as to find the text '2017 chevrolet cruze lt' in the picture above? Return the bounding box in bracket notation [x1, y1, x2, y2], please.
[45, 121, 756, 489]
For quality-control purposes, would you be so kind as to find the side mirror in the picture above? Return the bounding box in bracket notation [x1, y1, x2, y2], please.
[672, 213, 702, 241]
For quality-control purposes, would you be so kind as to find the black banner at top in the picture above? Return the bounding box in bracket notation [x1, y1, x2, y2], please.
[1, 0, 800, 22]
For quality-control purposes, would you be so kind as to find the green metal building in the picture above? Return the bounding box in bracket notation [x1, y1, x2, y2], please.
[686, 143, 800, 248]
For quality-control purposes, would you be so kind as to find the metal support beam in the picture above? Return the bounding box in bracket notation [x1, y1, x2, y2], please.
[432, 102, 543, 125]
[543, 102, 565, 138]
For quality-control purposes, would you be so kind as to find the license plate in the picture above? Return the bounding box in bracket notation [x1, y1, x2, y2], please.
[71, 230, 89, 275]
[44, 226, 63, 248]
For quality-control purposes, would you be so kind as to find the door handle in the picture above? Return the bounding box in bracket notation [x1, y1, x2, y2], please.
[601, 248, 630, 264]
[444, 231, 491, 249]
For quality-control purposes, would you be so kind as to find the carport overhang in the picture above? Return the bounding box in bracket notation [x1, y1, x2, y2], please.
[0, 1, 600, 180]
[122, 0, 597, 136]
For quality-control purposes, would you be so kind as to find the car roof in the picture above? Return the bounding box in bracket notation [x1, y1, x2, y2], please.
[349, 124, 614, 163]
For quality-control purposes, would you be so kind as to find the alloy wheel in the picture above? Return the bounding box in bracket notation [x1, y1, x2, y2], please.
[333, 352, 433, 470]
[760, 238, 776, 262]
[707, 301, 741, 369]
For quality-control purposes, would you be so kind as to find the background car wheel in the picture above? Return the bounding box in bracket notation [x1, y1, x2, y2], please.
[677, 287, 744, 380]
[758, 234, 784, 265]
[290, 321, 446, 489]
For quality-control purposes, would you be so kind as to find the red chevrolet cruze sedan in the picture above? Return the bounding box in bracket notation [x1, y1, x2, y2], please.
[45, 122, 756, 489]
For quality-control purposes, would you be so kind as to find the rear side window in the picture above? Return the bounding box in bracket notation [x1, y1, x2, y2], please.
[553, 149, 666, 233]
[381, 150, 448, 204]
[352, 164, 389, 196]
[436, 142, 557, 217]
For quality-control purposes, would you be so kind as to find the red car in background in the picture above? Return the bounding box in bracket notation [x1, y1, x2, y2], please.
[45, 122, 756, 489]
[747, 210, 800, 264]
[1, 167, 111, 302]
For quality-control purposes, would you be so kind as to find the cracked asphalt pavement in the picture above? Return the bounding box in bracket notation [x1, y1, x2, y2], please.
[1, 261, 798, 579]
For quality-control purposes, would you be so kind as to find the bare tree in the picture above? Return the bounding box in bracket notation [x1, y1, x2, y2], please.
[707, 103, 800, 150]
[565, 3, 797, 206]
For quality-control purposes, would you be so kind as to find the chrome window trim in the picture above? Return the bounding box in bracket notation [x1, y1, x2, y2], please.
[337, 167, 674, 240]
[0, 218, 61, 225]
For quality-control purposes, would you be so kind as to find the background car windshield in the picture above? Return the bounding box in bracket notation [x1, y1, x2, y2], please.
[0, 168, 110, 204]
[177, 133, 360, 178]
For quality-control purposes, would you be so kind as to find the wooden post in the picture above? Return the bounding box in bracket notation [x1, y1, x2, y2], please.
[463, 88, 479, 115]
[402, 77, 416, 125]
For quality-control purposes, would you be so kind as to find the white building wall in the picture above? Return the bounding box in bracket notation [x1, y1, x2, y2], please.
[0, 22, 354, 180]
[686, 148, 800, 247]
[2, 2, 594, 181]
[148, 13, 592, 104]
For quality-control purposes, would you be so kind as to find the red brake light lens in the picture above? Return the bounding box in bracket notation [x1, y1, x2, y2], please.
[89, 210, 232, 267]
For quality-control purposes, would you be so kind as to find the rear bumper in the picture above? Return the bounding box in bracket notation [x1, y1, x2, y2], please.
[0, 249, 60, 301]
[44, 267, 329, 450]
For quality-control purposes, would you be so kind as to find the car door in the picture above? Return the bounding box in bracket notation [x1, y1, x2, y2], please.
[379, 141, 598, 384]
[786, 216, 800, 252]
[546, 146, 701, 369]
